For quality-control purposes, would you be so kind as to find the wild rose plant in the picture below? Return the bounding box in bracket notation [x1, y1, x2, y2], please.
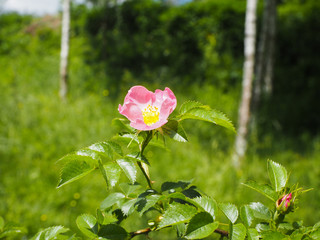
[15, 86, 316, 240]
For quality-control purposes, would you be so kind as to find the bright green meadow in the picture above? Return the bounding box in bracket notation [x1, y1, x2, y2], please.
[0, 0, 320, 238]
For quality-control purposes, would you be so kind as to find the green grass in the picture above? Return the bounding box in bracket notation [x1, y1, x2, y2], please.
[1, 18, 320, 239]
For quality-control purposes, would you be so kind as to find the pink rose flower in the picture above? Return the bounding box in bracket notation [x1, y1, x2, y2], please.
[118, 86, 177, 131]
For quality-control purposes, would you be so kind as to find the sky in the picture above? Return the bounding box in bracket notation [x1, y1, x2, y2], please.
[2, 0, 61, 15]
[1, 0, 191, 15]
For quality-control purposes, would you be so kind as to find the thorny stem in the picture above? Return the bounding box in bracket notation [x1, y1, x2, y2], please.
[138, 131, 153, 189]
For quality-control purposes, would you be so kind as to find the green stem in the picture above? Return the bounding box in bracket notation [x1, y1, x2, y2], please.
[138, 161, 152, 189]
[138, 131, 153, 188]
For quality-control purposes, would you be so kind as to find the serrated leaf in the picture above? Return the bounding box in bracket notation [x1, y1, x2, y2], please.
[249, 202, 272, 221]
[88, 142, 113, 159]
[98, 224, 128, 240]
[116, 133, 140, 146]
[161, 120, 188, 142]
[179, 101, 235, 132]
[43, 226, 69, 239]
[247, 228, 259, 240]
[240, 205, 254, 227]
[230, 223, 246, 240]
[185, 212, 219, 239]
[117, 158, 137, 183]
[0, 224, 27, 239]
[57, 157, 97, 188]
[126, 153, 150, 165]
[136, 195, 163, 216]
[112, 118, 135, 133]
[180, 101, 208, 114]
[261, 231, 286, 240]
[219, 203, 238, 224]
[76, 149, 103, 161]
[242, 181, 278, 201]
[120, 199, 137, 216]
[107, 141, 123, 156]
[268, 160, 288, 192]
[310, 229, 320, 239]
[255, 223, 270, 232]
[191, 196, 218, 220]
[119, 183, 142, 197]
[96, 210, 118, 225]
[104, 162, 122, 188]
[100, 193, 126, 210]
[175, 223, 187, 237]
[76, 214, 98, 238]
[158, 203, 198, 229]
[161, 180, 191, 192]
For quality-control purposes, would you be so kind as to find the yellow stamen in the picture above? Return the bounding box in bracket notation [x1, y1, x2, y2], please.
[142, 105, 159, 126]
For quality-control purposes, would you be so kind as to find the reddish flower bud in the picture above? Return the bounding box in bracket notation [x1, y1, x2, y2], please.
[276, 193, 293, 212]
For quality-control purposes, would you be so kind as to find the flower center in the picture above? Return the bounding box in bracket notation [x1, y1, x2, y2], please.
[142, 105, 159, 126]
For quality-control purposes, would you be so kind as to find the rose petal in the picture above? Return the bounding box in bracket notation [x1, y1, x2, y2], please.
[124, 86, 155, 106]
[118, 103, 144, 123]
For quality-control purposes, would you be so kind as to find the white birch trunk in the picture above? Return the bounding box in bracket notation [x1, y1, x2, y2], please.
[264, 0, 276, 95]
[233, 0, 258, 168]
[59, 0, 71, 100]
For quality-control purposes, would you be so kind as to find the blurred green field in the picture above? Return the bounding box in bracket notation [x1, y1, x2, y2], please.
[1, 1, 320, 238]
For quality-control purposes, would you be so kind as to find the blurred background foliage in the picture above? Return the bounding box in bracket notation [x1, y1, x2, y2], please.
[0, 0, 319, 238]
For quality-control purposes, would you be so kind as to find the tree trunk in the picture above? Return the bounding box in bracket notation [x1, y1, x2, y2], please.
[59, 0, 71, 100]
[264, 0, 276, 95]
[253, 0, 277, 109]
[233, 0, 258, 168]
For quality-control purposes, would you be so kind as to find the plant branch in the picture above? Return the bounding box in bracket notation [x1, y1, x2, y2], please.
[138, 131, 153, 188]
[130, 227, 151, 238]
[214, 228, 229, 238]
[137, 161, 152, 189]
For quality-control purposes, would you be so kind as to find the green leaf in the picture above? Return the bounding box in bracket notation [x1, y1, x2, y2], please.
[100, 193, 126, 210]
[112, 118, 135, 133]
[248, 202, 272, 221]
[31, 226, 68, 240]
[43, 226, 69, 240]
[0, 223, 27, 239]
[242, 181, 278, 201]
[261, 231, 286, 240]
[191, 196, 218, 220]
[180, 101, 207, 114]
[161, 120, 188, 142]
[88, 142, 113, 159]
[247, 228, 260, 240]
[0, 216, 4, 231]
[136, 195, 163, 216]
[267, 160, 288, 192]
[96, 209, 118, 225]
[57, 156, 97, 188]
[104, 162, 122, 188]
[219, 203, 238, 224]
[120, 199, 137, 216]
[161, 180, 191, 192]
[230, 223, 246, 240]
[158, 203, 198, 229]
[240, 205, 254, 228]
[76, 149, 103, 161]
[179, 101, 235, 132]
[76, 214, 98, 238]
[117, 158, 137, 183]
[119, 183, 142, 197]
[98, 224, 128, 240]
[126, 152, 150, 165]
[185, 212, 219, 239]
[255, 223, 270, 232]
